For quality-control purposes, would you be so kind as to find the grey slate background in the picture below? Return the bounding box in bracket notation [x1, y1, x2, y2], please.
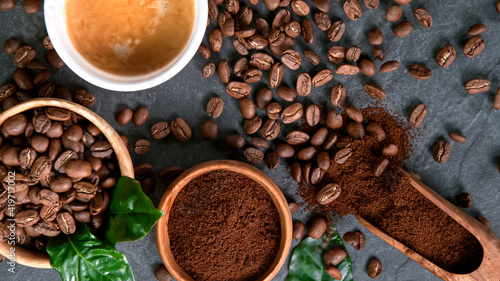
[1, 0, 499, 280]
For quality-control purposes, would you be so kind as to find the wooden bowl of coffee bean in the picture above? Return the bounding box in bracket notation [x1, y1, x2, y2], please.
[156, 159, 293, 281]
[0, 98, 134, 268]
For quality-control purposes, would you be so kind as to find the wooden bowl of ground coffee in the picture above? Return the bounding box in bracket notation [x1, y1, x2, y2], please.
[0, 98, 134, 268]
[156, 159, 293, 281]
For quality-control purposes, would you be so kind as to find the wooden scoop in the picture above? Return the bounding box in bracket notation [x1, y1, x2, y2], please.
[356, 169, 500, 281]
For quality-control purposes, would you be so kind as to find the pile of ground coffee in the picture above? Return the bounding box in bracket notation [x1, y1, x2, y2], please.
[300, 107, 483, 273]
[168, 170, 281, 281]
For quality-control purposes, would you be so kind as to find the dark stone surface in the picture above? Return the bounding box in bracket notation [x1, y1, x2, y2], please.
[0, 0, 499, 280]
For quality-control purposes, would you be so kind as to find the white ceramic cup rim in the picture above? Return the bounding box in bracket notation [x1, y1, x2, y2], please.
[44, 0, 207, 92]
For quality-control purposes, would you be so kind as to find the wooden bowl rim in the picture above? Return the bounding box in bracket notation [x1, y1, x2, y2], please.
[155, 159, 293, 281]
[0, 98, 134, 269]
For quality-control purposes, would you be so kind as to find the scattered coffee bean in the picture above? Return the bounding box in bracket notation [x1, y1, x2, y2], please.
[345, 105, 363, 123]
[276, 143, 295, 158]
[288, 202, 300, 213]
[34, 71, 53, 86]
[372, 47, 385, 60]
[463, 36, 485, 58]
[312, 0, 329, 12]
[495, 88, 500, 110]
[409, 104, 427, 126]
[243, 115, 261, 134]
[262, 119, 281, 140]
[206, 97, 224, 118]
[358, 58, 376, 76]
[251, 137, 269, 149]
[202, 62, 216, 78]
[281, 103, 304, 124]
[373, 158, 389, 177]
[465, 79, 491, 94]
[346, 46, 361, 62]
[456, 192, 473, 208]
[244, 147, 264, 164]
[316, 183, 341, 205]
[310, 128, 328, 146]
[291, 0, 310, 16]
[305, 105, 320, 126]
[3, 38, 22, 55]
[303, 49, 320, 65]
[367, 258, 383, 279]
[239, 97, 256, 119]
[325, 267, 342, 280]
[47, 49, 65, 69]
[328, 46, 345, 64]
[380, 60, 399, 73]
[255, 87, 272, 109]
[343, 0, 362, 21]
[219, 12, 235, 37]
[150, 122, 170, 139]
[364, 83, 386, 100]
[293, 221, 305, 239]
[133, 139, 151, 155]
[269, 63, 285, 88]
[368, 28, 383, 46]
[158, 166, 183, 179]
[297, 146, 317, 161]
[256, 18, 270, 36]
[265, 151, 279, 169]
[134, 163, 153, 176]
[201, 120, 218, 140]
[476, 214, 491, 230]
[276, 86, 296, 102]
[330, 85, 346, 107]
[343, 231, 366, 250]
[414, 7, 432, 28]
[468, 23, 487, 36]
[323, 133, 338, 150]
[132, 106, 149, 126]
[233, 58, 249, 77]
[209, 28, 223, 52]
[116, 108, 133, 125]
[433, 141, 451, 164]
[309, 217, 327, 239]
[323, 246, 347, 266]
[386, 5, 402, 22]
[346, 122, 365, 139]
[24, 0, 40, 13]
[286, 130, 310, 145]
[409, 64, 431, 80]
[328, 21, 346, 42]
[154, 264, 174, 281]
[312, 69, 333, 87]
[13, 68, 34, 91]
[335, 64, 359, 75]
[226, 81, 251, 99]
[171, 118, 192, 142]
[382, 144, 399, 157]
[291, 162, 302, 182]
[281, 49, 302, 70]
[449, 132, 467, 143]
[0, 0, 15, 11]
[74, 90, 95, 107]
[326, 109, 343, 129]
[266, 102, 282, 120]
[198, 44, 211, 59]
[14, 46, 36, 68]
[394, 21, 413, 38]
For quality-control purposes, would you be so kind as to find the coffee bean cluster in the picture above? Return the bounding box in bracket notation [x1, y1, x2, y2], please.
[0, 0, 40, 14]
[0, 107, 119, 251]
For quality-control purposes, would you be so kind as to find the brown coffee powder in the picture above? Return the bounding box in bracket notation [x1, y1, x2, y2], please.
[300, 107, 483, 273]
[168, 170, 281, 281]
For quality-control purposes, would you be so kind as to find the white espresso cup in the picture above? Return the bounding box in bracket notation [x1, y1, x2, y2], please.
[44, 0, 208, 92]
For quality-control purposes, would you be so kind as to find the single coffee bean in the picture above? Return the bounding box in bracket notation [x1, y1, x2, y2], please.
[325, 267, 342, 280]
[368, 28, 383, 46]
[269, 62, 285, 89]
[364, 83, 386, 100]
[336, 137, 353, 149]
[65, 160, 92, 178]
[233, 58, 249, 77]
[281, 103, 304, 124]
[309, 217, 327, 239]
[158, 166, 183, 179]
[13, 68, 34, 91]
[0, 83, 16, 102]
[209, 28, 223, 52]
[134, 163, 153, 176]
[317, 183, 341, 205]
[382, 144, 398, 157]
[286, 130, 310, 145]
[293, 221, 305, 239]
[34, 70, 53, 86]
[314, 12, 331, 31]
[38, 82, 55, 97]
[271, 8, 290, 31]
[394, 21, 413, 38]
[200, 120, 217, 140]
[358, 58, 377, 76]
[324, 246, 347, 267]
[380, 60, 399, 73]
[202, 62, 216, 78]
[232, 37, 249, 55]
[276, 86, 296, 102]
[335, 64, 359, 75]
[206, 97, 224, 118]
[477, 214, 491, 229]
[281, 49, 302, 70]
[367, 258, 383, 279]
[74, 211, 91, 223]
[44, 108, 70, 122]
[291, 162, 302, 182]
[305, 105, 320, 126]
[288, 202, 300, 213]
[39, 189, 60, 206]
[87, 124, 100, 137]
[291, 0, 309, 16]
[323, 133, 338, 150]
[463, 36, 485, 58]
[56, 212, 76, 235]
[217, 59, 231, 83]
[3, 38, 22, 55]
[435, 44, 456, 68]
[343, 231, 366, 250]
[63, 125, 83, 142]
[24, 0, 40, 13]
[266, 102, 282, 120]
[372, 47, 385, 60]
[347, 122, 365, 139]
[255, 87, 272, 109]
[198, 44, 210, 59]
[312, 69, 333, 87]
[328, 46, 345, 64]
[373, 158, 389, 177]
[250, 53, 274, 70]
[409, 64, 431, 80]
[310, 166, 325, 185]
[297, 146, 317, 161]
[303, 49, 320, 65]
[414, 7, 432, 28]
[14, 46, 36, 68]
[327, 21, 345, 42]
[46, 49, 65, 69]
[386, 5, 402, 22]
[296, 73, 312, 96]
[468, 23, 487, 35]
[248, 34, 269, 50]
[225, 134, 246, 149]
[316, 151, 330, 171]
[30, 156, 52, 182]
[54, 150, 77, 172]
[226, 81, 251, 99]
[133, 139, 151, 155]
[256, 18, 270, 36]
[276, 143, 295, 158]
[494, 88, 500, 110]
[301, 19, 315, 44]
[346, 46, 361, 62]
[171, 118, 192, 142]
[3, 114, 28, 136]
[20, 147, 37, 169]
[465, 79, 491, 94]
[151, 122, 170, 139]
[225, 0, 239, 14]
[239, 97, 256, 119]
[456, 192, 473, 208]
[251, 137, 269, 149]
[90, 141, 112, 158]
[330, 85, 346, 108]
[335, 148, 352, 164]
[284, 21, 301, 38]
[310, 127, 328, 146]
[219, 11, 235, 37]
[343, 0, 362, 21]
[244, 147, 264, 164]
[326, 109, 343, 129]
[244, 115, 262, 134]
[345, 105, 363, 123]
[311, 0, 329, 12]
[74, 90, 95, 107]
[265, 151, 280, 170]
[363, 0, 379, 9]
[409, 103, 427, 126]
[74, 182, 97, 200]
[433, 141, 451, 164]
[449, 132, 467, 143]
[15, 209, 40, 227]
[261, 119, 280, 140]
[154, 264, 174, 281]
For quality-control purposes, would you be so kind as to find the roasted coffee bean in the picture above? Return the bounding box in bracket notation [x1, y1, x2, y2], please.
[364, 83, 386, 100]
[286, 130, 310, 145]
[232, 37, 249, 55]
[198, 44, 210, 59]
[380, 60, 399, 73]
[235, 26, 256, 38]
[309, 217, 327, 239]
[477, 214, 491, 229]
[261, 119, 280, 140]
[4, 113, 28, 136]
[171, 118, 192, 142]
[291, 0, 309, 16]
[345, 105, 363, 123]
[154, 264, 174, 281]
[363, 0, 379, 8]
[433, 141, 451, 164]
[133, 139, 151, 155]
[251, 137, 269, 149]
[382, 144, 398, 157]
[291, 162, 302, 182]
[24, 0, 40, 13]
[65, 160, 92, 178]
[150, 122, 170, 139]
[343, 231, 366, 250]
[74, 182, 96, 200]
[226, 81, 251, 99]
[90, 141, 112, 158]
[13, 68, 34, 91]
[266, 102, 282, 120]
[244, 115, 262, 134]
[89, 192, 104, 215]
[343, 0, 362, 21]
[281, 49, 302, 70]
[328, 46, 345, 64]
[301, 19, 314, 44]
[367, 258, 383, 279]
[158, 166, 183, 179]
[244, 147, 264, 164]
[74, 211, 91, 223]
[325, 267, 342, 280]
[49, 176, 72, 193]
[74, 90, 94, 107]
[335, 148, 352, 164]
[297, 146, 317, 161]
[346, 46, 361, 62]
[284, 21, 301, 38]
[456, 192, 473, 208]
[3, 38, 21, 55]
[38, 221, 61, 237]
[414, 7, 432, 28]
[63, 125, 83, 143]
[56, 212, 76, 235]
[303, 49, 320, 65]
[316, 151, 331, 171]
[15, 209, 40, 227]
[134, 163, 153, 177]
[409, 64, 431, 80]
[281, 103, 304, 124]
[449, 132, 467, 143]
[395, 0, 411, 5]
[312, 69, 333, 87]
[60, 189, 76, 204]
[38, 82, 56, 97]
[310, 128, 328, 146]
[20, 147, 37, 169]
[498, 0, 500, 15]
[335, 64, 359, 75]
[69, 201, 88, 212]
[254, 87, 272, 110]
[0, 0, 15, 11]
[217, 59, 231, 83]
[323, 246, 347, 267]
[468, 23, 487, 35]
[202, 62, 216, 78]
[225, 134, 246, 149]
[394, 21, 413, 38]
[288, 202, 300, 213]
[436, 44, 456, 68]
[314, 12, 331, 31]
[225, 0, 239, 14]
[372, 47, 385, 60]
[0, 83, 16, 102]
[244, 68, 262, 83]
[39, 189, 59, 206]
[465, 79, 491, 94]
[44, 108, 70, 122]
[463, 36, 485, 58]
[256, 18, 270, 36]
[326, 109, 343, 129]
[347, 122, 365, 139]
[3, 173, 28, 193]
[296, 73, 312, 96]
[275, 86, 295, 102]
[270, 35, 294, 55]
[207, 97, 224, 118]
[3, 96, 19, 110]
[250, 53, 274, 71]
[219, 11, 235, 37]
[327, 21, 345, 42]
[30, 156, 52, 182]
[272, 8, 291, 31]
[330, 85, 346, 107]
[310, 166, 325, 185]
[269, 63, 285, 88]
[359, 58, 377, 76]
[293, 221, 305, 239]
[368, 28, 383, 46]
[305, 105, 320, 126]
[409, 103, 427, 126]
[14, 46, 36, 68]
[276, 143, 294, 158]
[47, 49, 65, 69]
[209, 28, 223, 52]
[373, 158, 389, 177]
[336, 136, 352, 149]
[2, 147, 21, 166]
[54, 150, 78, 172]
[312, 0, 329, 12]
[239, 98, 256, 119]
[386, 5, 403, 22]
[34, 71, 52, 86]
[323, 133, 338, 150]
[208, 0, 218, 20]
[264, 151, 279, 170]
[248, 34, 269, 50]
